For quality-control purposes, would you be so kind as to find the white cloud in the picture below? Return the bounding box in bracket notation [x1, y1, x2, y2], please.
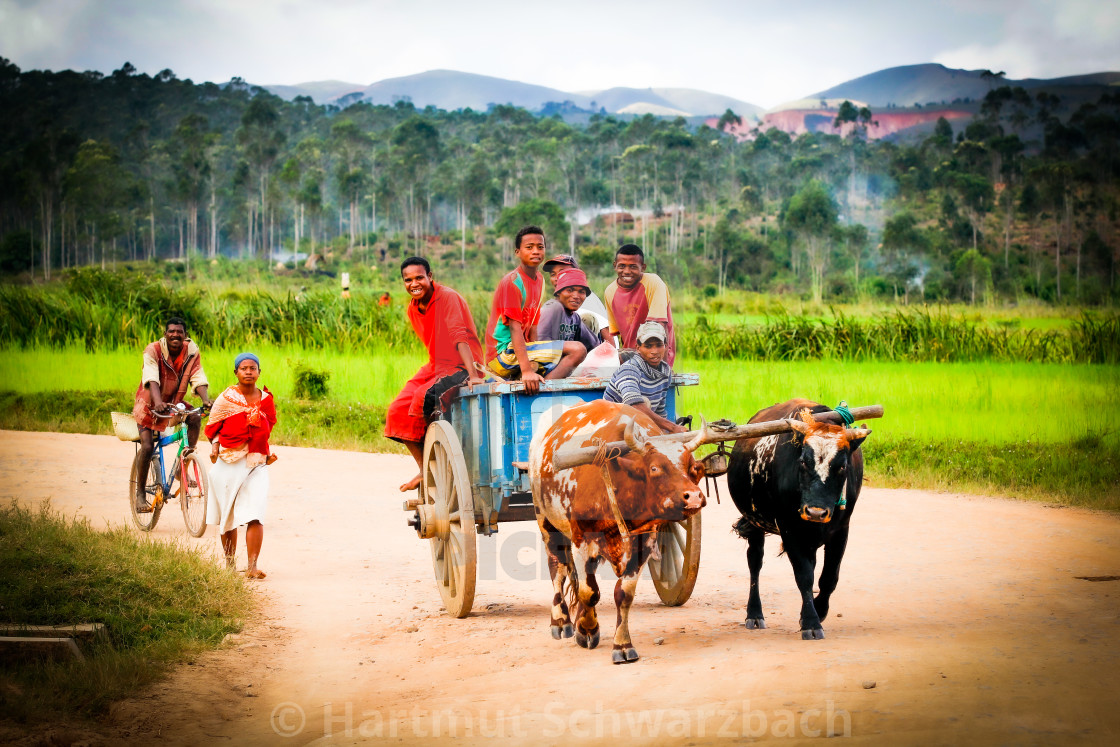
[934, 0, 1120, 80]
[2, 0, 1118, 109]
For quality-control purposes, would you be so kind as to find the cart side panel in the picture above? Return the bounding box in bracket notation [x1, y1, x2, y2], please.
[505, 389, 607, 486]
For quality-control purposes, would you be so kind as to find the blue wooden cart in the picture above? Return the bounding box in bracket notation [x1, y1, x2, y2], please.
[404, 374, 702, 618]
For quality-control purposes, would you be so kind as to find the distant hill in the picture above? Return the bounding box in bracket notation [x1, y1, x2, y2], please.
[650, 88, 763, 120]
[574, 87, 761, 118]
[328, 70, 591, 111]
[263, 71, 763, 117]
[577, 87, 683, 114]
[809, 63, 1120, 108]
[261, 80, 366, 104]
[258, 64, 1115, 132]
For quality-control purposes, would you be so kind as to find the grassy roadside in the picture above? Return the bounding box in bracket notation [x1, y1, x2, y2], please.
[0, 503, 254, 720]
[861, 435, 1119, 510]
[0, 390, 406, 454]
[1, 388, 1116, 511]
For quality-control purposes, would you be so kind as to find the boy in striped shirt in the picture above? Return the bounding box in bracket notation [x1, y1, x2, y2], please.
[603, 321, 685, 434]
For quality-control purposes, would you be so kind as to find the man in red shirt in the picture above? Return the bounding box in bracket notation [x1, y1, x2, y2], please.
[484, 225, 585, 394]
[603, 243, 677, 365]
[385, 257, 485, 492]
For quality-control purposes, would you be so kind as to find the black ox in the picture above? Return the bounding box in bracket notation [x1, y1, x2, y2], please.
[727, 399, 870, 639]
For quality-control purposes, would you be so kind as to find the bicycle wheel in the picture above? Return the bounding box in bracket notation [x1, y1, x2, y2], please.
[130, 450, 163, 532]
[179, 453, 209, 538]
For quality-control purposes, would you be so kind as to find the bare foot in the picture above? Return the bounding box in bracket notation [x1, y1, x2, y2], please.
[399, 473, 421, 492]
[246, 568, 267, 580]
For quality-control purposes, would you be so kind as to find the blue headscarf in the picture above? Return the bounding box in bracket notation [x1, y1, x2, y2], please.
[234, 352, 260, 371]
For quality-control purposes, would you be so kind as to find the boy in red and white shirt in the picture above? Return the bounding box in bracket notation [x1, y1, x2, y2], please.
[484, 225, 586, 394]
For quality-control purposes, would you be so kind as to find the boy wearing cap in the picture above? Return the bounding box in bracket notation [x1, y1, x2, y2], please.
[603, 243, 676, 365]
[485, 226, 586, 394]
[541, 253, 611, 340]
[537, 268, 601, 353]
[603, 321, 684, 434]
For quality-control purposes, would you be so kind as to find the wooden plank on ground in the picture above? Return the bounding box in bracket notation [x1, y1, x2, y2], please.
[0, 636, 85, 663]
[0, 623, 106, 641]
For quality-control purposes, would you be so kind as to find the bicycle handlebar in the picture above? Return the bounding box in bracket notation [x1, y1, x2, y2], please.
[152, 403, 208, 419]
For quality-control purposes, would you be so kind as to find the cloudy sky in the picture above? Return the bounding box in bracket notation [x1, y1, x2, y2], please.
[2, 0, 1117, 108]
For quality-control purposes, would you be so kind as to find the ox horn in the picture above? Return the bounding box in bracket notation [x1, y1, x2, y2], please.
[623, 418, 649, 454]
[844, 427, 871, 441]
[787, 418, 811, 435]
[684, 416, 711, 452]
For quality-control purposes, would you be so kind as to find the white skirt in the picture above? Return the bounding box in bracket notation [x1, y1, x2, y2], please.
[206, 457, 270, 533]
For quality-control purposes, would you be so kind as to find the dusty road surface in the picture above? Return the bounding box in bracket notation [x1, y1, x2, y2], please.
[2, 429, 1120, 745]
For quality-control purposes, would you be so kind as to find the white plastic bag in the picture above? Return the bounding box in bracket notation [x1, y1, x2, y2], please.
[571, 342, 620, 379]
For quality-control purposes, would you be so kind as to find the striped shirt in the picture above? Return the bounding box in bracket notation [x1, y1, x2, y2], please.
[603, 356, 673, 417]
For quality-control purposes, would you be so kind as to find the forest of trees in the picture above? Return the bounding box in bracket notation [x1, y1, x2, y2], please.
[1, 57, 1117, 304]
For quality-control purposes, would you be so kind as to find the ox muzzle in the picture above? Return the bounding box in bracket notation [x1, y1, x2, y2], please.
[684, 488, 705, 512]
[799, 505, 832, 523]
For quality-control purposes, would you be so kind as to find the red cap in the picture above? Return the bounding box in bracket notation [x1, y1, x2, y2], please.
[554, 268, 591, 295]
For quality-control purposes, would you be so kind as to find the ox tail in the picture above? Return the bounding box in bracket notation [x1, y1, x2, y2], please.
[732, 515, 754, 540]
[563, 571, 579, 619]
[732, 515, 786, 556]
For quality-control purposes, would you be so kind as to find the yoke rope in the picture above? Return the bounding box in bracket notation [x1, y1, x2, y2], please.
[592, 438, 630, 540]
[834, 401, 853, 511]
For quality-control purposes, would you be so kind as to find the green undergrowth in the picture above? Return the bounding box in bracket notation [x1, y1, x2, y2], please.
[3, 270, 1116, 363]
[0, 503, 254, 719]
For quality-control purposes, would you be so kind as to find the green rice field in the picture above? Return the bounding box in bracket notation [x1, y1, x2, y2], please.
[2, 345, 1115, 446]
[1, 345, 1117, 508]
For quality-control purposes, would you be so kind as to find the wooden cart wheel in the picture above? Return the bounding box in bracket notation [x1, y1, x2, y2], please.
[421, 421, 477, 618]
[648, 512, 702, 606]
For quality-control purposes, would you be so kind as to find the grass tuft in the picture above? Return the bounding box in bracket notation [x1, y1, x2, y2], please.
[0, 502, 254, 719]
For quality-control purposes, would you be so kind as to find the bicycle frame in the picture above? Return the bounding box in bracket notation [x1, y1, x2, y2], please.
[149, 421, 190, 498]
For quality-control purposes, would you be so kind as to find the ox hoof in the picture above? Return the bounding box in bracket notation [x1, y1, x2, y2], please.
[550, 623, 574, 640]
[576, 629, 600, 650]
[745, 617, 766, 630]
[801, 628, 825, 640]
[611, 647, 640, 664]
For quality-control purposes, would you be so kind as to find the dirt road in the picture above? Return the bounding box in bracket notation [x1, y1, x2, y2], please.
[3, 429, 1120, 745]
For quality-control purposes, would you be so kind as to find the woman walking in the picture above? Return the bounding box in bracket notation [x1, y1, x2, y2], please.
[205, 353, 277, 579]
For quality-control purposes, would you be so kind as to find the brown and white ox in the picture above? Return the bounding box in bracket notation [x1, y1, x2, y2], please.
[528, 400, 706, 664]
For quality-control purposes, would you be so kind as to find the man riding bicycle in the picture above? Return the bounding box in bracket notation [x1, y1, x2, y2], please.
[132, 317, 212, 513]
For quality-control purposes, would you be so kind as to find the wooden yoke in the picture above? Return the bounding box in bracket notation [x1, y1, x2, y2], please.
[552, 405, 885, 472]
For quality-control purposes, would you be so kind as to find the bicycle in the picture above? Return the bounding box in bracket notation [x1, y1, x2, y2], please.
[113, 404, 210, 536]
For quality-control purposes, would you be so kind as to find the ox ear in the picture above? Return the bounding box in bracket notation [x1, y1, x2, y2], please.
[613, 454, 647, 481]
[688, 457, 706, 483]
[845, 427, 870, 451]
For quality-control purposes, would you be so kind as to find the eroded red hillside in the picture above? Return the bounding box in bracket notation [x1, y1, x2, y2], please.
[710, 108, 972, 141]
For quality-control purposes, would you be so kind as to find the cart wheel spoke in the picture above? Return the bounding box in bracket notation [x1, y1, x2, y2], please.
[423, 421, 476, 617]
[672, 524, 687, 553]
[648, 514, 701, 607]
